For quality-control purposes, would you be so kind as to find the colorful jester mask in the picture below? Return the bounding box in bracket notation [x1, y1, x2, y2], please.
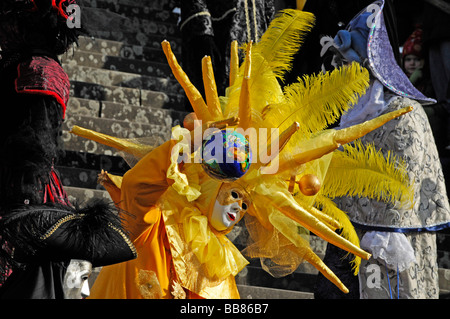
[71, 9, 413, 294]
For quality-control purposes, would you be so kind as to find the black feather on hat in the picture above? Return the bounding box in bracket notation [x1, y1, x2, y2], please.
[0, 199, 137, 280]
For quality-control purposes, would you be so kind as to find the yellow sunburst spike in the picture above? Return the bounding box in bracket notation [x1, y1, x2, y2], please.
[303, 247, 349, 293]
[70, 125, 153, 158]
[296, 0, 307, 10]
[269, 210, 348, 293]
[280, 204, 370, 260]
[260, 121, 300, 168]
[265, 193, 371, 260]
[275, 106, 413, 174]
[303, 249, 349, 294]
[308, 206, 341, 231]
[275, 131, 340, 174]
[279, 122, 300, 149]
[335, 106, 413, 145]
[238, 41, 253, 130]
[97, 170, 123, 205]
[161, 40, 213, 122]
[229, 40, 239, 87]
[202, 55, 223, 121]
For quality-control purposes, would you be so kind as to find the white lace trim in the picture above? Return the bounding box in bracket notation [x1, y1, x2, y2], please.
[360, 231, 416, 272]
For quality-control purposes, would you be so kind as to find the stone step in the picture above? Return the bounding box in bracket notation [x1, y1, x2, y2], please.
[437, 226, 450, 245]
[69, 80, 143, 107]
[61, 49, 173, 79]
[66, 97, 186, 127]
[55, 154, 128, 188]
[62, 115, 170, 156]
[57, 151, 127, 190]
[437, 228, 450, 268]
[69, 80, 185, 111]
[70, 36, 175, 63]
[439, 268, 450, 295]
[84, 264, 450, 299]
[81, 5, 180, 38]
[58, 165, 104, 190]
[79, 6, 180, 50]
[66, 97, 100, 117]
[85, 269, 315, 299]
[438, 250, 450, 269]
[59, 150, 129, 176]
[236, 265, 318, 294]
[99, 100, 186, 126]
[88, 29, 181, 52]
[65, 186, 113, 205]
[85, 0, 180, 11]
[237, 284, 314, 299]
[85, 0, 180, 25]
[84, 264, 317, 298]
[63, 63, 183, 96]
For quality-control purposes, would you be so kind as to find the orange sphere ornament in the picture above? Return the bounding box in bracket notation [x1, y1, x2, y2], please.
[183, 112, 199, 131]
[298, 174, 321, 196]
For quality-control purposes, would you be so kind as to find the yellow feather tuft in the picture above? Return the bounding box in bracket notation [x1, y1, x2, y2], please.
[255, 9, 315, 79]
[263, 62, 370, 136]
[322, 140, 414, 206]
[223, 9, 315, 124]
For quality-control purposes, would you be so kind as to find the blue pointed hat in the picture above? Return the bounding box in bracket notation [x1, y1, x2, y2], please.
[334, 0, 436, 105]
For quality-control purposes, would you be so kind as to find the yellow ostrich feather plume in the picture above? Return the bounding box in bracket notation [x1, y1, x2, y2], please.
[322, 140, 414, 206]
[263, 62, 370, 136]
[71, 9, 415, 294]
[253, 9, 315, 80]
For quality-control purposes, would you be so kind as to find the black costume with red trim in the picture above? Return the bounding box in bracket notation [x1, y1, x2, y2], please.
[15, 55, 70, 118]
[0, 0, 136, 298]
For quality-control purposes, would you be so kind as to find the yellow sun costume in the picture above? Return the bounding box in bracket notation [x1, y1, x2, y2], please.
[74, 9, 414, 298]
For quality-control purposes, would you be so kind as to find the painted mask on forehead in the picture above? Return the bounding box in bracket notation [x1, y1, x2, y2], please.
[210, 183, 250, 231]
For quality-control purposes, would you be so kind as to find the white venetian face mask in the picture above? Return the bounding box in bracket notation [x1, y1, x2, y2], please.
[63, 259, 93, 299]
[209, 183, 249, 231]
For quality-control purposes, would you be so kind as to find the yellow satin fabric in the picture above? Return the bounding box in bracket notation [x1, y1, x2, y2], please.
[89, 139, 247, 299]
[89, 206, 172, 299]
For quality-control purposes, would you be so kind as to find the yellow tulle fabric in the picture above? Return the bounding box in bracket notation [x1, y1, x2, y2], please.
[161, 191, 249, 281]
[167, 126, 202, 202]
